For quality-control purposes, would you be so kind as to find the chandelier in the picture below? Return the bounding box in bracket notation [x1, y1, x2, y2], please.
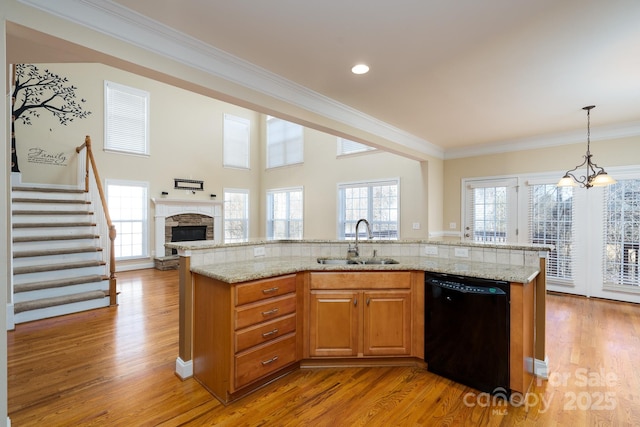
[557, 105, 616, 189]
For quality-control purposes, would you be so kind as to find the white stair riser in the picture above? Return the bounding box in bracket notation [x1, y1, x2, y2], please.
[14, 281, 110, 303]
[13, 265, 108, 285]
[13, 251, 104, 267]
[13, 239, 100, 251]
[12, 201, 91, 210]
[12, 191, 87, 201]
[13, 227, 97, 238]
[14, 297, 111, 324]
[12, 214, 95, 224]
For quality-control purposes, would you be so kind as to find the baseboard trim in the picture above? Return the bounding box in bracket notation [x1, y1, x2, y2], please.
[534, 356, 549, 379]
[6, 303, 15, 331]
[175, 357, 193, 379]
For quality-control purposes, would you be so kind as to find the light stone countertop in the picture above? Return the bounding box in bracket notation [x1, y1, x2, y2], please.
[190, 255, 540, 284]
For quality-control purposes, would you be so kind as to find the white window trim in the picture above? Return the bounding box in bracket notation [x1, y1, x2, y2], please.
[223, 188, 250, 242]
[266, 186, 304, 240]
[337, 177, 400, 240]
[106, 179, 149, 260]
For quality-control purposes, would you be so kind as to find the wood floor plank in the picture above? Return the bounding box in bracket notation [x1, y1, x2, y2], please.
[8, 269, 640, 426]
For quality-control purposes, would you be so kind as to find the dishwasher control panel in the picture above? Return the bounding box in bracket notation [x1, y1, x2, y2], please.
[427, 278, 507, 295]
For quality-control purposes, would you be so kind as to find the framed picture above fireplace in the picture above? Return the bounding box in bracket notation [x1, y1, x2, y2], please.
[174, 178, 204, 191]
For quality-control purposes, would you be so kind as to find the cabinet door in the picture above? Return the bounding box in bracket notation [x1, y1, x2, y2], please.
[309, 290, 359, 357]
[363, 290, 411, 356]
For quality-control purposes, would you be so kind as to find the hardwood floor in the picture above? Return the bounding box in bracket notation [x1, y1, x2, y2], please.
[8, 269, 640, 426]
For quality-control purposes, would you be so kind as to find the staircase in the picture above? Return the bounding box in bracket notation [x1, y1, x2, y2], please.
[11, 185, 112, 325]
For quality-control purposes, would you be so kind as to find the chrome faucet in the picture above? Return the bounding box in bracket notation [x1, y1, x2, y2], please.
[348, 218, 373, 258]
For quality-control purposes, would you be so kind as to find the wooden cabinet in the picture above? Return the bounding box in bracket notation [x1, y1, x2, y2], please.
[193, 273, 301, 404]
[307, 272, 416, 358]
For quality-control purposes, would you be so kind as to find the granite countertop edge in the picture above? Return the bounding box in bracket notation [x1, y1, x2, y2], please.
[190, 256, 540, 285]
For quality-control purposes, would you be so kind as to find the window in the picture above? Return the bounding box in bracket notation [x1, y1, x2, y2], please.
[603, 179, 640, 289]
[463, 178, 518, 243]
[529, 184, 574, 283]
[224, 189, 249, 242]
[266, 116, 303, 168]
[266, 187, 303, 239]
[223, 114, 250, 169]
[337, 138, 375, 156]
[104, 81, 149, 155]
[106, 180, 148, 259]
[338, 179, 399, 240]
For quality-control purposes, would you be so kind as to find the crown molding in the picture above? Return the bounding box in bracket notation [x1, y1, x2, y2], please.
[444, 120, 640, 160]
[18, 0, 444, 159]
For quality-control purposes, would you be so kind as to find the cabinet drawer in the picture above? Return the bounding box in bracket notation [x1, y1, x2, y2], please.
[235, 293, 297, 330]
[310, 272, 412, 290]
[235, 313, 296, 352]
[235, 333, 297, 389]
[235, 274, 297, 306]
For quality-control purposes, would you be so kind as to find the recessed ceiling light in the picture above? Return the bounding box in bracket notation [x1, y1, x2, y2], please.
[351, 64, 370, 75]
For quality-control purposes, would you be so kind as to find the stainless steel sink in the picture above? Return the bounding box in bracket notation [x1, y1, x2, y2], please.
[316, 257, 398, 265]
[359, 258, 399, 265]
[316, 258, 358, 265]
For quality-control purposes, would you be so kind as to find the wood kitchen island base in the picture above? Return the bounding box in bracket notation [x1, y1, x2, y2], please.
[193, 270, 536, 404]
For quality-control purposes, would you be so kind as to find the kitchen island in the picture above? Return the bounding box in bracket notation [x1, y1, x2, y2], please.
[168, 239, 549, 404]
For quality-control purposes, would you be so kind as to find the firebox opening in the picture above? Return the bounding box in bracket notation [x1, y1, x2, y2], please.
[171, 225, 207, 254]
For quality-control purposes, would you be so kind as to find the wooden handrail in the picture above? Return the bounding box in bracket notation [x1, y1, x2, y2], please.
[76, 135, 117, 306]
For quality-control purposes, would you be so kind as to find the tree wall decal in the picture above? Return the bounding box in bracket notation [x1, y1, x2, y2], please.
[11, 64, 92, 172]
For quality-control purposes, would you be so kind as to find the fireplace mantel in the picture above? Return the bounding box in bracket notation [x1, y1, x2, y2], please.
[151, 198, 222, 258]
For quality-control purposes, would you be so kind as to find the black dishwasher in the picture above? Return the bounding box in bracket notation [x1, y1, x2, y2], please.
[425, 272, 510, 394]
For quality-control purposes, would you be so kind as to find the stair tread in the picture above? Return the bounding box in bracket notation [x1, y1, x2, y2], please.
[13, 222, 96, 228]
[13, 260, 106, 275]
[14, 275, 108, 293]
[12, 198, 90, 204]
[13, 234, 100, 242]
[12, 210, 94, 215]
[14, 290, 108, 314]
[13, 247, 103, 258]
[12, 186, 85, 194]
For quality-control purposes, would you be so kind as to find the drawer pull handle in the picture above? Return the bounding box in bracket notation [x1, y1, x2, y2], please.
[262, 328, 279, 338]
[262, 287, 279, 294]
[262, 308, 279, 316]
[261, 356, 279, 366]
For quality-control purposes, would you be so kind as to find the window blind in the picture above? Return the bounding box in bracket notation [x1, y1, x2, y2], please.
[104, 81, 149, 155]
[266, 117, 303, 168]
[223, 114, 250, 169]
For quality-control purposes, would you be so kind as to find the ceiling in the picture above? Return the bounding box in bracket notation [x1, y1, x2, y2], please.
[10, 0, 640, 158]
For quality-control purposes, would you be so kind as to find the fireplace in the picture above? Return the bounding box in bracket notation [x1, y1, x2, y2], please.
[151, 198, 223, 266]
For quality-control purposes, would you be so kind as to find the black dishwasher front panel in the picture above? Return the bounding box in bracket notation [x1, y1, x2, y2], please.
[425, 272, 510, 394]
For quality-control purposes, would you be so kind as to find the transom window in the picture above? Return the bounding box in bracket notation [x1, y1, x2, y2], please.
[104, 81, 149, 155]
[223, 114, 250, 169]
[266, 116, 303, 168]
[338, 179, 399, 240]
[337, 138, 375, 156]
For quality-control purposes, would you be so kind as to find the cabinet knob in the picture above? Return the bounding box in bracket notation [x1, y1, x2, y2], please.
[262, 287, 279, 294]
[354, 298, 358, 306]
[366, 297, 371, 306]
[261, 308, 279, 316]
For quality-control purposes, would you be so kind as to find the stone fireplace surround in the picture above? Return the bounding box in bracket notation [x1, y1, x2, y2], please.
[151, 198, 222, 263]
